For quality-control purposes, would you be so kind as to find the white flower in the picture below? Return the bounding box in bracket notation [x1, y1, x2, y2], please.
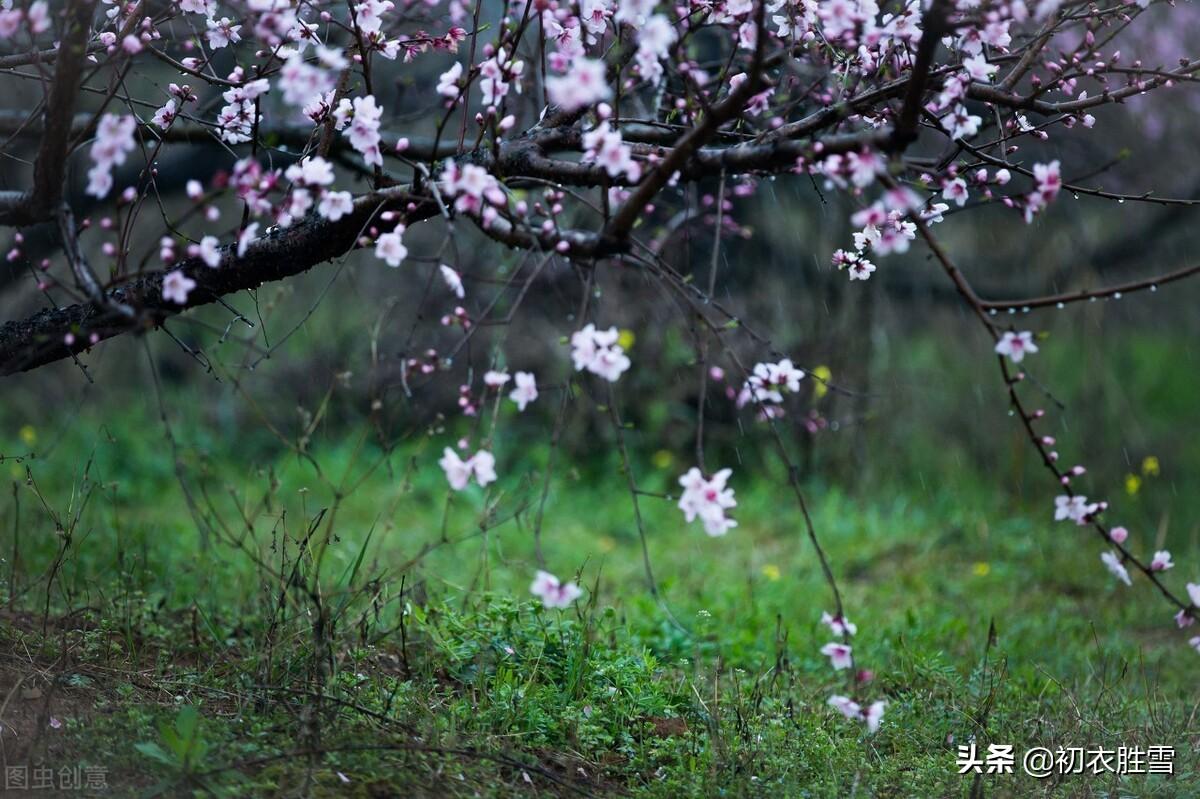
[1101, 551, 1132, 586]
[286, 156, 336, 187]
[471, 449, 497, 486]
[546, 58, 611, 111]
[677, 467, 737, 537]
[820, 642, 853, 670]
[438, 447, 473, 490]
[1054, 495, 1095, 524]
[1188, 583, 1200, 607]
[865, 701, 886, 733]
[484, 370, 511, 388]
[198, 235, 221, 268]
[828, 695, 862, 720]
[151, 99, 177, 130]
[1151, 551, 1174, 571]
[994, 331, 1038, 363]
[317, 191, 354, 221]
[437, 62, 463, 99]
[237, 223, 259, 257]
[375, 230, 407, 267]
[509, 371, 538, 411]
[962, 54, 997, 83]
[570, 323, 631, 382]
[206, 16, 241, 49]
[439, 447, 497, 490]
[161, 269, 196, 304]
[821, 611, 857, 637]
[530, 570, 583, 608]
[737, 359, 804, 408]
[439, 265, 465, 298]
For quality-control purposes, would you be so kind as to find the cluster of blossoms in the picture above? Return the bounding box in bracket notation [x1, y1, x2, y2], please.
[85, 115, 138, 199]
[215, 74, 269, 144]
[582, 120, 641, 183]
[439, 161, 508, 222]
[438, 447, 497, 490]
[282, 156, 355, 224]
[570, 324, 631, 382]
[677, 468, 737, 537]
[0, 1, 49, 39]
[334, 94, 385, 167]
[819, 611, 886, 732]
[736, 358, 804, 416]
[482, 370, 540, 412]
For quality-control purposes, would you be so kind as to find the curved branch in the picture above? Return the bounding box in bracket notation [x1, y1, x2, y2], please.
[0, 187, 437, 376]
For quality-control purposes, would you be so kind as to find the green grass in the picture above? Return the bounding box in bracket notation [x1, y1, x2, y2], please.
[0, 395, 1197, 798]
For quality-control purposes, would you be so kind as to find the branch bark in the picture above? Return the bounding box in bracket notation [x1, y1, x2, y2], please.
[0, 188, 437, 376]
[0, 0, 97, 227]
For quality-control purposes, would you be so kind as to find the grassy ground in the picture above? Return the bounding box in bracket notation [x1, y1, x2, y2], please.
[0, 397, 1196, 799]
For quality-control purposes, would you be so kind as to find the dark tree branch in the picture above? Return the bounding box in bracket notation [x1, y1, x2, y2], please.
[0, 187, 437, 376]
[889, 0, 953, 151]
[0, 0, 97, 227]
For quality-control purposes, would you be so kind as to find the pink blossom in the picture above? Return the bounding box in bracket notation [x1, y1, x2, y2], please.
[865, 701, 887, 733]
[1055, 495, 1096, 524]
[1109, 526, 1128, 544]
[1151, 551, 1174, 572]
[439, 265, 465, 298]
[197, 236, 221, 268]
[151, 100, 177, 130]
[546, 58, 611, 112]
[530, 570, 583, 609]
[286, 156, 336, 187]
[27, 0, 49, 34]
[86, 114, 137, 199]
[375, 230, 407, 267]
[206, 17, 241, 49]
[827, 694, 861, 720]
[318, 191, 354, 221]
[1101, 551, 1132, 586]
[942, 178, 968, 207]
[237, 224, 259, 258]
[570, 324, 631, 382]
[161, 270, 196, 304]
[438, 447, 497, 490]
[677, 467, 737, 537]
[821, 611, 857, 637]
[437, 62, 463, 99]
[820, 642, 854, 670]
[509, 372, 538, 411]
[994, 331, 1038, 363]
[484, 370, 511, 388]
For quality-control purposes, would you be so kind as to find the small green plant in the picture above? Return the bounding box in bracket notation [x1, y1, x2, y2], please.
[135, 706, 228, 796]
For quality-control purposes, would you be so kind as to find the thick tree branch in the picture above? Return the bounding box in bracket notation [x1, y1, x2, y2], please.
[0, 0, 97, 227]
[0, 188, 437, 376]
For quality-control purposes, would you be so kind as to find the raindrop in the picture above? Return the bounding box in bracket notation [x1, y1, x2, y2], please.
[1113, 291, 1122, 299]
[1008, 308, 1016, 314]
[1021, 306, 1031, 313]
[1056, 302, 1065, 309]
[1150, 284, 1158, 292]
[988, 309, 998, 316]
[1117, 198, 1125, 204]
